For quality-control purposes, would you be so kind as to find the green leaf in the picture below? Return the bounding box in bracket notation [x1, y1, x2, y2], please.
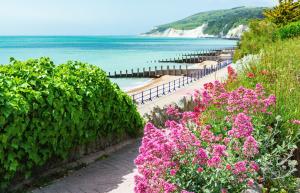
[8, 152, 17, 162]
[47, 94, 54, 106]
[9, 160, 18, 171]
[25, 170, 32, 179]
[0, 116, 5, 124]
[1, 134, 9, 143]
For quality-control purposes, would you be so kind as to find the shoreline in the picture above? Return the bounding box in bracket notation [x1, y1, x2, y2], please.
[125, 60, 218, 96]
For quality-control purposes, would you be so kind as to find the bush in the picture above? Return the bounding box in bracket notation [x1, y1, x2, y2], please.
[262, 0, 300, 27]
[278, 20, 300, 39]
[0, 57, 145, 187]
[233, 19, 278, 62]
[134, 68, 300, 192]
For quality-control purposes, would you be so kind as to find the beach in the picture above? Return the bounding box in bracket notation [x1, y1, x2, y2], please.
[126, 60, 218, 96]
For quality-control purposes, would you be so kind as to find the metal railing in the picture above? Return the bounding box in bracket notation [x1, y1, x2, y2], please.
[131, 58, 233, 104]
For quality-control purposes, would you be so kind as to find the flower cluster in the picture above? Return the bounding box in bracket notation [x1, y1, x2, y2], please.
[133, 68, 279, 192]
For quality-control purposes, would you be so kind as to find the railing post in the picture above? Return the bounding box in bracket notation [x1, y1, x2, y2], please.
[115, 71, 116, 77]
[109, 72, 110, 77]
[155, 66, 157, 76]
[179, 78, 181, 88]
[163, 84, 165, 95]
[133, 94, 135, 103]
[126, 70, 127, 77]
[138, 68, 139, 77]
[167, 65, 169, 75]
[120, 71, 122, 78]
[174, 80, 176, 91]
[183, 77, 185, 86]
[141, 91, 144, 104]
[149, 67, 151, 77]
[187, 74, 188, 85]
[161, 66, 163, 75]
[198, 71, 199, 79]
[132, 69, 134, 77]
[169, 82, 171, 93]
[149, 89, 152, 101]
[156, 86, 159, 98]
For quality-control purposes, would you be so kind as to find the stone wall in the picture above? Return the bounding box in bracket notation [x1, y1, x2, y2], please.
[143, 96, 196, 128]
[12, 131, 132, 185]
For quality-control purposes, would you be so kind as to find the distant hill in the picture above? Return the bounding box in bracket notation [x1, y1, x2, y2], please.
[141, 7, 268, 38]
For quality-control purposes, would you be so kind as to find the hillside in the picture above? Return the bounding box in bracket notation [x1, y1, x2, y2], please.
[141, 7, 268, 38]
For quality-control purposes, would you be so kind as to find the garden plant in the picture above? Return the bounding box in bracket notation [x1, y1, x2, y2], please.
[133, 66, 300, 192]
[0, 57, 145, 188]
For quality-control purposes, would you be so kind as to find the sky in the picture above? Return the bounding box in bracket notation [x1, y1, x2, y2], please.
[0, 0, 279, 36]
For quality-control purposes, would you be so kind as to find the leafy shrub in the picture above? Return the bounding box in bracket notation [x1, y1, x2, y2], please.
[278, 20, 300, 39]
[262, 0, 300, 27]
[233, 19, 278, 62]
[0, 57, 144, 187]
[133, 69, 300, 192]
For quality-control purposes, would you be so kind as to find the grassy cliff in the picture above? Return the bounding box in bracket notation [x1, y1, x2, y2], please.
[145, 7, 267, 36]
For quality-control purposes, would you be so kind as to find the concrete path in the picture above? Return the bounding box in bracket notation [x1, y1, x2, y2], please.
[29, 139, 141, 193]
[28, 62, 233, 193]
[137, 62, 232, 115]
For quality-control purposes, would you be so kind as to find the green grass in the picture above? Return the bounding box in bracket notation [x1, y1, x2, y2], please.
[231, 36, 300, 137]
[144, 7, 268, 35]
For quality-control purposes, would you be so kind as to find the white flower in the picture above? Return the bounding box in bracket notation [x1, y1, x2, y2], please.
[275, 115, 282, 121]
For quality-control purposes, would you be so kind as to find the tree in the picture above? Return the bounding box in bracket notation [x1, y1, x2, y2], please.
[262, 0, 300, 27]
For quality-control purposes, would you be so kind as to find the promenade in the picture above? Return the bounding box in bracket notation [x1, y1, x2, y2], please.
[28, 63, 233, 193]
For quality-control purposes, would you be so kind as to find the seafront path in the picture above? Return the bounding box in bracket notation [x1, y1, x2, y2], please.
[28, 63, 233, 193]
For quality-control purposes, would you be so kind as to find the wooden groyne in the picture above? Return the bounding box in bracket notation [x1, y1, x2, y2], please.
[147, 47, 236, 63]
[107, 47, 236, 78]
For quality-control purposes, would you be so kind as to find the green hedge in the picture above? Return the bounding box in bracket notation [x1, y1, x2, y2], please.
[278, 20, 300, 39]
[0, 57, 145, 187]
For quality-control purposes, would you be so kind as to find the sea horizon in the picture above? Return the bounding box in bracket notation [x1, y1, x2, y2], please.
[0, 36, 237, 91]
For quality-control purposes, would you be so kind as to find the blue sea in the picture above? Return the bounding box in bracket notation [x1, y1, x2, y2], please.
[0, 36, 237, 91]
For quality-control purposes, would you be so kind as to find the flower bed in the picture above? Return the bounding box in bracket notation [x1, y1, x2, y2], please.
[133, 66, 300, 192]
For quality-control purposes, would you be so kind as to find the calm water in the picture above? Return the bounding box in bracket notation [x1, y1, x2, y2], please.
[0, 36, 237, 91]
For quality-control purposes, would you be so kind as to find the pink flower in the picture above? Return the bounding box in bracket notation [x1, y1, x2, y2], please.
[242, 136, 259, 157]
[170, 169, 177, 176]
[247, 73, 255, 78]
[213, 144, 226, 157]
[292, 120, 300, 125]
[229, 113, 253, 138]
[198, 167, 203, 172]
[181, 191, 195, 193]
[233, 161, 247, 174]
[248, 181, 254, 186]
[205, 125, 211, 130]
[207, 156, 221, 168]
[183, 159, 188, 164]
[200, 130, 215, 142]
[197, 148, 209, 161]
[226, 164, 233, 171]
[222, 190, 227, 193]
[223, 137, 231, 145]
[250, 161, 259, 172]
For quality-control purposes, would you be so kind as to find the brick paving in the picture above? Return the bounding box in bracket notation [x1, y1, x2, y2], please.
[29, 139, 141, 193]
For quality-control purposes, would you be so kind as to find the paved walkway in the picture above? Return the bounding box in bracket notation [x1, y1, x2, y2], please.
[28, 62, 233, 193]
[30, 139, 141, 193]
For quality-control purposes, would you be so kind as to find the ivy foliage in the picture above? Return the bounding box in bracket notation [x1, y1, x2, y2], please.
[0, 57, 145, 187]
[262, 0, 300, 27]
